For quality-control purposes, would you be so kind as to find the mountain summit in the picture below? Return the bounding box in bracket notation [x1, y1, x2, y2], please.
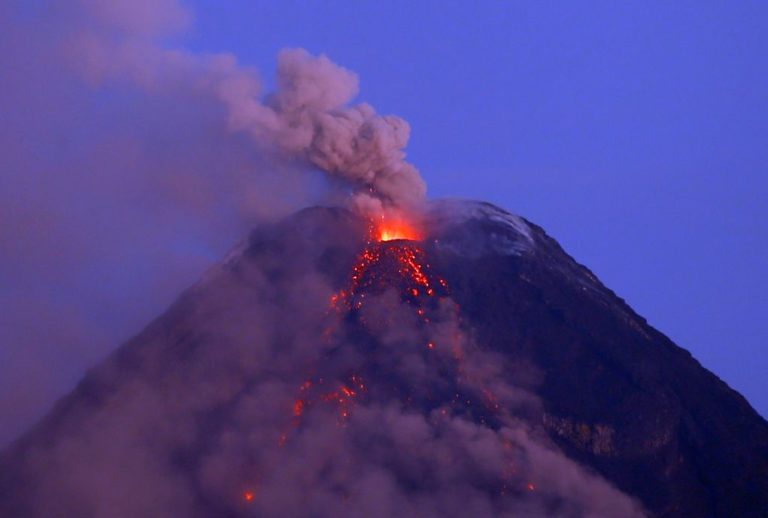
[2, 200, 766, 517]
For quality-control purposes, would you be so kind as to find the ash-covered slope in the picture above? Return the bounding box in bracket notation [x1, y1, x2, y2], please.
[1, 200, 766, 518]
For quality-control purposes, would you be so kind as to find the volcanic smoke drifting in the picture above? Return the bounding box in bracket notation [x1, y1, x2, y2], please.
[3, 2, 768, 518]
[67, 1, 426, 217]
[0, 0, 423, 447]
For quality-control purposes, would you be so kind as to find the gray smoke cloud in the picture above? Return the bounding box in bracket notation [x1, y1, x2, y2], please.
[65, 0, 426, 215]
[270, 50, 426, 214]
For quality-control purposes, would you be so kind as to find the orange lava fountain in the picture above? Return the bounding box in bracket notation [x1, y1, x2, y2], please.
[376, 214, 423, 242]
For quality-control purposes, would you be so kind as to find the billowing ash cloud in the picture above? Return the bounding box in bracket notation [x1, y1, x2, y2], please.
[0, 0, 423, 446]
[271, 49, 426, 214]
[66, 0, 426, 214]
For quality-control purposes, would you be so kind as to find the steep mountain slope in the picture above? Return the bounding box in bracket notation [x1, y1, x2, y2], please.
[1, 200, 766, 517]
[426, 200, 768, 517]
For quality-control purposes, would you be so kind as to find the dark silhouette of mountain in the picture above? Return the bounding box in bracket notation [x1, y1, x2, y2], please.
[1, 200, 766, 517]
[426, 200, 768, 517]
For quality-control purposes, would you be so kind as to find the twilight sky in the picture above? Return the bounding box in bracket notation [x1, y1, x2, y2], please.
[0, 1, 765, 446]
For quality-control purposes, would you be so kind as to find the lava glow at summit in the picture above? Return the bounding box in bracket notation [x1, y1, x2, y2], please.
[376, 216, 423, 242]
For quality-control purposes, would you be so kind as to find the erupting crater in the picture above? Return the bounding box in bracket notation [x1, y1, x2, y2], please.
[281, 212, 505, 441]
[376, 215, 423, 242]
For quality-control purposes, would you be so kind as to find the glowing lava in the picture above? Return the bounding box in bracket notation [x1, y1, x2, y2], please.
[282, 374, 366, 440]
[284, 214, 511, 439]
[251, 211, 535, 506]
[377, 216, 422, 242]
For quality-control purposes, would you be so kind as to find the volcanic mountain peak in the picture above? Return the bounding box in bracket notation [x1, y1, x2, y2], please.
[428, 199, 533, 238]
[1, 199, 766, 518]
[425, 199, 535, 258]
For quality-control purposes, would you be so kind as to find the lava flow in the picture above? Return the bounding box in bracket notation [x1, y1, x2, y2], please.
[258, 213, 533, 505]
[287, 213, 511, 424]
[282, 213, 505, 434]
[329, 216, 445, 314]
[281, 214, 447, 437]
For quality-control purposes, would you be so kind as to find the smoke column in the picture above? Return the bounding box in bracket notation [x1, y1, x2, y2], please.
[66, 0, 426, 215]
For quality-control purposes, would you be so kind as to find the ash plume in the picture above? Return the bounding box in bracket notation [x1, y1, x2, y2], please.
[267, 49, 427, 215]
[65, 0, 426, 215]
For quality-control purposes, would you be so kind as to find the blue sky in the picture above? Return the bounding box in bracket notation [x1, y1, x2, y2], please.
[184, 1, 767, 414]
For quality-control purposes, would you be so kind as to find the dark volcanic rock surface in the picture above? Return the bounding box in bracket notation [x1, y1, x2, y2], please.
[425, 200, 768, 517]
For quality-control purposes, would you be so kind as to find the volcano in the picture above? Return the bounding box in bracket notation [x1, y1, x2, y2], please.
[1, 200, 766, 517]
